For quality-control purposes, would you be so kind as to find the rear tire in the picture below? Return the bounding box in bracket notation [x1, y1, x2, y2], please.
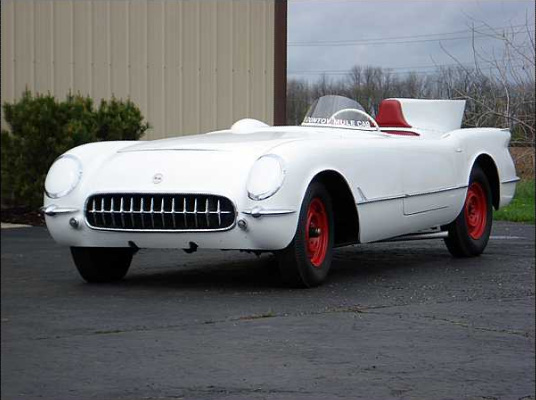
[444, 165, 493, 257]
[71, 247, 134, 283]
[276, 182, 334, 287]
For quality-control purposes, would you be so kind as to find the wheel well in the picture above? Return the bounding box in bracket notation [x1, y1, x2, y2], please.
[312, 171, 359, 246]
[474, 154, 500, 210]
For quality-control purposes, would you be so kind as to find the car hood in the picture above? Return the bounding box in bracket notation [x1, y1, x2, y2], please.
[68, 125, 384, 207]
[118, 126, 381, 155]
[82, 128, 330, 197]
[119, 130, 306, 154]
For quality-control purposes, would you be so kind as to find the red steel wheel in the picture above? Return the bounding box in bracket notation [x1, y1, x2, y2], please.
[464, 182, 487, 240]
[444, 164, 493, 257]
[276, 182, 334, 287]
[305, 198, 329, 267]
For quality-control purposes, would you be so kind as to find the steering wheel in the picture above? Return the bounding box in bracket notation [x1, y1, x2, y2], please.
[329, 108, 381, 132]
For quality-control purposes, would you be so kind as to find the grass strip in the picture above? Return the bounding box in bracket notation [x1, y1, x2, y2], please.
[494, 179, 534, 223]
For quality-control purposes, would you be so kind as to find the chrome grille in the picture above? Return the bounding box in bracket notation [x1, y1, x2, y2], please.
[85, 194, 235, 231]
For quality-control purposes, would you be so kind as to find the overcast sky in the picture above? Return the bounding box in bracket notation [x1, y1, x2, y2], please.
[287, 0, 535, 82]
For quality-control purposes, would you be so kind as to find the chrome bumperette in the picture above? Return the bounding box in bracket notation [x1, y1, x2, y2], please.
[242, 207, 296, 218]
[84, 193, 236, 232]
[40, 205, 79, 216]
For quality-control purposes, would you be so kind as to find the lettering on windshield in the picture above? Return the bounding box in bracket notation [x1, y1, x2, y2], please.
[303, 116, 371, 128]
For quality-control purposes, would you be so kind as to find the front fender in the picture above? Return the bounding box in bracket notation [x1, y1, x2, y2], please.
[243, 143, 359, 248]
[43, 141, 140, 208]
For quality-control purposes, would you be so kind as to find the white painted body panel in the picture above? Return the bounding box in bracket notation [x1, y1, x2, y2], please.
[44, 121, 518, 250]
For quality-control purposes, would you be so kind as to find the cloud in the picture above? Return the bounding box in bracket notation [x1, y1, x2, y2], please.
[287, 0, 535, 81]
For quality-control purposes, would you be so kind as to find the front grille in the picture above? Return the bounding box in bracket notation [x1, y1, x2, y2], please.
[85, 193, 235, 231]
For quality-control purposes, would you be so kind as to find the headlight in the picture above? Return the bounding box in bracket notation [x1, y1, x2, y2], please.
[247, 154, 286, 201]
[44, 154, 83, 198]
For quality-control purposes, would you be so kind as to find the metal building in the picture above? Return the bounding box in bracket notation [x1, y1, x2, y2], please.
[1, 0, 287, 139]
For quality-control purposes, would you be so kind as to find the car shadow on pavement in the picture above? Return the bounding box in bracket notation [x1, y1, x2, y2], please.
[120, 253, 285, 290]
[106, 243, 472, 292]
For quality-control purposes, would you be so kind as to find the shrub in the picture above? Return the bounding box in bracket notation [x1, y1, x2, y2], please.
[1, 90, 149, 208]
[95, 97, 149, 141]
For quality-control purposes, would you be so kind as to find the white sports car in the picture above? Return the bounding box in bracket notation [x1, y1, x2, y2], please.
[42, 95, 518, 287]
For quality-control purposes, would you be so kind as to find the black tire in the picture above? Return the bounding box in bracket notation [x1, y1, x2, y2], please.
[276, 182, 334, 288]
[444, 165, 493, 257]
[71, 247, 134, 283]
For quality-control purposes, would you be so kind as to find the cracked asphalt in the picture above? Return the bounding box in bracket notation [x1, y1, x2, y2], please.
[1, 221, 534, 400]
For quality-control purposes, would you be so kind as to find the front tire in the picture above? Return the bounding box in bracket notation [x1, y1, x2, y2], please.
[276, 182, 334, 287]
[71, 247, 134, 283]
[444, 165, 493, 257]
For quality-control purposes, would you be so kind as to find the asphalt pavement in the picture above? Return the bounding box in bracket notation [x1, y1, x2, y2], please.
[1, 222, 535, 400]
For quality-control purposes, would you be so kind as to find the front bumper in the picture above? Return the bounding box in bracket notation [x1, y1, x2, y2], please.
[43, 150, 303, 250]
[43, 202, 298, 251]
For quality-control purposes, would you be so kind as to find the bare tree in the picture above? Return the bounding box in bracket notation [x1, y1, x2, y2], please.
[439, 18, 535, 145]
[287, 18, 534, 149]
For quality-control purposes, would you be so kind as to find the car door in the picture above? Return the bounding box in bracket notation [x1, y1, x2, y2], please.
[398, 136, 463, 216]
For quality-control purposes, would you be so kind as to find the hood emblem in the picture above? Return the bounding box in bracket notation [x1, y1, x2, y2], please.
[152, 173, 163, 184]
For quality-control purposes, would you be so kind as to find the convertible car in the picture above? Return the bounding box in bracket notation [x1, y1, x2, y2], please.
[42, 95, 518, 287]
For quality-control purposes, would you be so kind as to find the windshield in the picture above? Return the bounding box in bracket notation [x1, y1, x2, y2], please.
[302, 95, 372, 129]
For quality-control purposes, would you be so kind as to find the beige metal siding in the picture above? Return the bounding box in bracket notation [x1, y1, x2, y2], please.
[1, 0, 275, 139]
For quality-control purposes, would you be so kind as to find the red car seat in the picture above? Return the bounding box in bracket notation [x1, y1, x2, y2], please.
[375, 99, 419, 136]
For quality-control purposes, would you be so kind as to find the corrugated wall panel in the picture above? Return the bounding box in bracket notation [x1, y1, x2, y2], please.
[215, 1, 234, 129]
[266, 0, 275, 121]
[53, 1, 73, 98]
[73, 1, 92, 95]
[249, 0, 267, 122]
[127, 0, 148, 122]
[199, 1, 217, 133]
[34, 1, 54, 94]
[232, 1, 250, 121]
[181, 1, 200, 136]
[110, 1, 129, 98]
[91, 1, 110, 102]
[1, 0, 15, 107]
[146, 1, 165, 140]
[1, 0, 277, 138]
[164, 1, 182, 137]
[14, 1, 34, 95]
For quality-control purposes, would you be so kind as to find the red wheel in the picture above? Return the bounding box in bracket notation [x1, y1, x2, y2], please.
[276, 182, 334, 287]
[464, 182, 487, 240]
[306, 198, 330, 267]
[444, 165, 493, 257]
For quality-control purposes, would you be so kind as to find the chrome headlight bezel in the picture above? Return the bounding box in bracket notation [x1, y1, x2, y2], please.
[44, 154, 83, 199]
[247, 154, 286, 201]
